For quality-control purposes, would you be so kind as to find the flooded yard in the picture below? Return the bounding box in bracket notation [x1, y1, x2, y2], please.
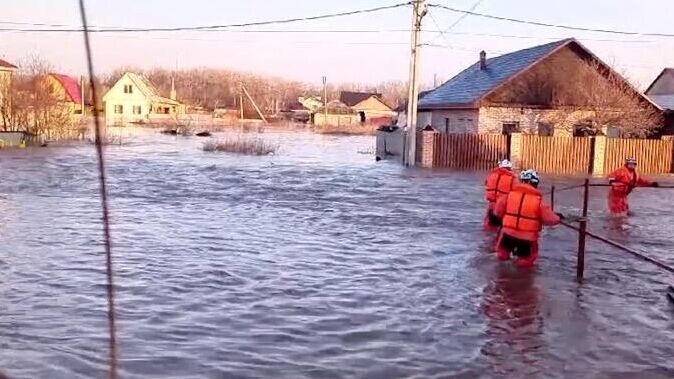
[0, 130, 673, 379]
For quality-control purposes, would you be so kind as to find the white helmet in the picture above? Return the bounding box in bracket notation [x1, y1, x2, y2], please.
[519, 169, 540, 185]
[499, 159, 513, 169]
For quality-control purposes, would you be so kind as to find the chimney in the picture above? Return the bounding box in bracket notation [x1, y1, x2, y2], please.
[479, 50, 487, 70]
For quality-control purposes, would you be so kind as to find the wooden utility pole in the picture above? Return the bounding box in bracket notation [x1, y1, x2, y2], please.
[322, 76, 328, 125]
[239, 83, 244, 121]
[404, 0, 426, 166]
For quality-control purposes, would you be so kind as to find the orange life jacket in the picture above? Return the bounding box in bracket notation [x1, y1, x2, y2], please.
[485, 168, 515, 202]
[502, 184, 543, 233]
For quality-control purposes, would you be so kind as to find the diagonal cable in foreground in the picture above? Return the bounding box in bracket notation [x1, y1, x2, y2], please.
[77, 1, 118, 378]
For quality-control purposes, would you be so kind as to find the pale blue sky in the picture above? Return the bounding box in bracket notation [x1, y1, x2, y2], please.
[1, 0, 673, 88]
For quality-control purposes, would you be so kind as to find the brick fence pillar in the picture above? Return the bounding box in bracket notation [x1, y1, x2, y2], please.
[509, 133, 522, 170]
[419, 129, 437, 168]
[591, 135, 607, 177]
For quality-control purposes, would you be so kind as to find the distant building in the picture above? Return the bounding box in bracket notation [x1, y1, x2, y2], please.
[45, 73, 89, 118]
[339, 91, 396, 124]
[313, 100, 360, 126]
[0, 58, 18, 129]
[645, 68, 674, 135]
[298, 96, 323, 112]
[418, 38, 660, 136]
[102, 72, 184, 126]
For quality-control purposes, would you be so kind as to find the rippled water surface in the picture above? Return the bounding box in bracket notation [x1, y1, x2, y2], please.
[1, 130, 673, 379]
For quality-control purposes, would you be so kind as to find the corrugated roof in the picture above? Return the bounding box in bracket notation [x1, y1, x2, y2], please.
[339, 91, 382, 107]
[0, 58, 17, 69]
[419, 39, 573, 109]
[125, 72, 181, 105]
[647, 94, 674, 111]
[50, 73, 82, 104]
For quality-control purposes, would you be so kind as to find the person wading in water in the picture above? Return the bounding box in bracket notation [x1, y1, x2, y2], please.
[493, 170, 562, 268]
[484, 159, 517, 232]
[607, 157, 659, 217]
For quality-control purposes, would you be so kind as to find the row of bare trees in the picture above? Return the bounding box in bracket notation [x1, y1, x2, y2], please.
[100, 67, 409, 113]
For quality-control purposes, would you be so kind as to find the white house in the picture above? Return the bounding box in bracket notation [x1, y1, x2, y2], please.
[103, 72, 184, 126]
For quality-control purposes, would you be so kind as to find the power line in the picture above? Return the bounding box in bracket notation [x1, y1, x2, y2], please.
[438, 0, 484, 33]
[0, 2, 411, 33]
[429, 3, 674, 38]
[427, 10, 454, 48]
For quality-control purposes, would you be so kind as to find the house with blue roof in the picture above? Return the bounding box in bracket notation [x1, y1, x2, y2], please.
[417, 38, 662, 136]
[645, 68, 674, 135]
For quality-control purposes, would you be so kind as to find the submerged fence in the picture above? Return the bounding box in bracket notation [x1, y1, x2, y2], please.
[416, 131, 674, 175]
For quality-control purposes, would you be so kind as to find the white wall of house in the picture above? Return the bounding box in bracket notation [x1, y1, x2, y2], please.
[428, 109, 479, 133]
[103, 75, 152, 126]
[479, 106, 594, 135]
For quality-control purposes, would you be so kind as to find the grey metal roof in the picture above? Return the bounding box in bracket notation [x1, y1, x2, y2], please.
[418, 38, 573, 109]
[647, 94, 674, 110]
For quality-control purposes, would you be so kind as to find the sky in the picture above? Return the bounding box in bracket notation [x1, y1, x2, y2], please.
[1, 0, 673, 89]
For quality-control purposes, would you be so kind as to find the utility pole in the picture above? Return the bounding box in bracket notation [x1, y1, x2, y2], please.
[322, 75, 328, 126]
[404, 0, 426, 166]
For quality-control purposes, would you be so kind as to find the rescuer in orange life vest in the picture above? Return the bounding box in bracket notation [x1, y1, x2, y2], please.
[484, 159, 517, 231]
[607, 157, 659, 216]
[493, 170, 563, 268]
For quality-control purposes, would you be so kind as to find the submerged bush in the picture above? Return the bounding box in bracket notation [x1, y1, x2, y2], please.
[202, 136, 277, 156]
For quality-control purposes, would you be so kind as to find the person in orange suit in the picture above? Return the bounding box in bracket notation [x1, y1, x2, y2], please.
[607, 157, 659, 216]
[493, 170, 562, 268]
[484, 159, 517, 231]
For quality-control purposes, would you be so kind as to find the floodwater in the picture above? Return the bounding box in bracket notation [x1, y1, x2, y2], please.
[0, 130, 673, 379]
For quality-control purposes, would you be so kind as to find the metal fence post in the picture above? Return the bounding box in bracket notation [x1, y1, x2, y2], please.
[576, 178, 590, 281]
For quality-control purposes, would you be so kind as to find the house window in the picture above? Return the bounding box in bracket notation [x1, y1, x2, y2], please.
[123, 84, 133, 94]
[114, 105, 123, 114]
[444, 117, 450, 133]
[132, 105, 142, 115]
[537, 122, 554, 136]
[502, 122, 520, 135]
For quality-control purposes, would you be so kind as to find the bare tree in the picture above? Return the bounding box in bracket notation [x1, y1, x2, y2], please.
[487, 56, 662, 137]
[0, 54, 75, 138]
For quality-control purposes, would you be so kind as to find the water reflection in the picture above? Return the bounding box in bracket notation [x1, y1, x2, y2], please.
[481, 264, 545, 377]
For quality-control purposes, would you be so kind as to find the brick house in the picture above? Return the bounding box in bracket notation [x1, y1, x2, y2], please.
[0, 58, 17, 129]
[417, 38, 660, 136]
[645, 68, 674, 135]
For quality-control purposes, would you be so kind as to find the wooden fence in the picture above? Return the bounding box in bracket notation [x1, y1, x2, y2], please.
[520, 135, 593, 175]
[604, 138, 674, 174]
[432, 133, 508, 170]
[413, 131, 674, 175]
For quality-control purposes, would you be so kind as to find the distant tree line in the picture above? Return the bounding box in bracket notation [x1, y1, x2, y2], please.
[99, 67, 410, 114]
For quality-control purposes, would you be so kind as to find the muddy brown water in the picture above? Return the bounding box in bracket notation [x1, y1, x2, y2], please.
[0, 131, 673, 379]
